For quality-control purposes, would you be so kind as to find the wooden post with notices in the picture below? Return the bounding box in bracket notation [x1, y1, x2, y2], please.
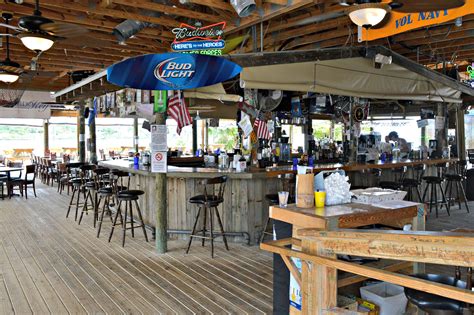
[155, 111, 167, 253]
[43, 119, 49, 155]
[78, 101, 86, 163]
[88, 98, 97, 164]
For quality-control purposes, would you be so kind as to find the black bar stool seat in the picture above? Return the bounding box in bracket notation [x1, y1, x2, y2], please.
[98, 187, 113, 194]
[108, 189, 148, 246]
[190, 194, 223, 206]
[405, 274, 467, 314]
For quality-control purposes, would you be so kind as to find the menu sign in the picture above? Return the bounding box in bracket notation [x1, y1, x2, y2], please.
[171, 21, 226, 55]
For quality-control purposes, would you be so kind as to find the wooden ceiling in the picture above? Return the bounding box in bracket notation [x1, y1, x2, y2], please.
[0, 0, 473, 92]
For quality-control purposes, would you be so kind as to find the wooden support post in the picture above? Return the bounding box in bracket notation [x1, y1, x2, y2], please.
[88, 99, 97, 164]
[43, 119, 49, 155]
[155, 112, 167, 253]
[192, 120, 198, 155]
[78, 102, 86, 163]
[302, 239, 337, 314]
[435, 103, 447, 156]
[456, 106, 466, 160]
[133, 117, 139, 153]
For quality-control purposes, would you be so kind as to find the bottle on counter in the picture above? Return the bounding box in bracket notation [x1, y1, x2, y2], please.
[237, 154, 247, 172]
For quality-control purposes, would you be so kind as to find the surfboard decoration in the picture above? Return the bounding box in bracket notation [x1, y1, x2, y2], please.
[107, 53, 242, 90]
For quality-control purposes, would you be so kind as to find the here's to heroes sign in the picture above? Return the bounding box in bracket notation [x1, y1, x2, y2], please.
[171, 22, 226, 55]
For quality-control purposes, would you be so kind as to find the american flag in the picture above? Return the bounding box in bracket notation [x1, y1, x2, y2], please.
[253, 115, 271, 140]
[167, 92, 192, 135]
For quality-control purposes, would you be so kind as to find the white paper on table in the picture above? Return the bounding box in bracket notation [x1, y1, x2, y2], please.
[371, 200, 419, 209]
[238, 112, 253, 138]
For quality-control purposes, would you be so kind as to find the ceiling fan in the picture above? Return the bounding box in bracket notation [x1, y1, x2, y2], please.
[0, 13, 57, 84]
[1, 0, 89, 53]
[337, 0, 466, 28]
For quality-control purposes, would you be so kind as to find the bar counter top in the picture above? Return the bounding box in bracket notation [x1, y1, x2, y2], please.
[99, 157, 457, 179]
[98, 159, 271, 179]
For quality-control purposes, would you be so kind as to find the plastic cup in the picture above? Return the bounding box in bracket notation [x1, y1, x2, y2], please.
[278, 191, 289, 207]
[314, 190, 326, 208]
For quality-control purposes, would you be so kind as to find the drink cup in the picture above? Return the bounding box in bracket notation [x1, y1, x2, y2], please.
[278, 191, 289, 207]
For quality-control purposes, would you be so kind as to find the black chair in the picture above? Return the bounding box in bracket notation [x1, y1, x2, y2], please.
[6, 161, 23, 198]
[444, 161, 470, 213]
[186, 176, 229, 258]
[108, 190, 148, 247]
[96, 186, 115, 238]
[423, 162, 450, 218]
[379, 166, 406, 190]
[0, 174, 7, 200]
[21, 164, 37, 199]
[402, 164, 425, 202]
[405, 273, 469, 315]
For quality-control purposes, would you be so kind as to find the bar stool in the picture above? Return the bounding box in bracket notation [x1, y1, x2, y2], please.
[379, 166, 406, 190]
[66, 178, 85, 221]
[422, 174, 450, 218]
[108, 190, 148, 247]
[96, 186, 115, 238]
[261, 174, 296, 243]
[186, 176, 228, 258]
[402, 164, 425, 202]
[77, 164, 97, 225]
[445, 160, 470, 213]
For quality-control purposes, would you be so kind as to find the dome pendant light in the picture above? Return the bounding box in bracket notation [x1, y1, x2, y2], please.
[348, 3, 390, 28]
[0, 14, 20, 83]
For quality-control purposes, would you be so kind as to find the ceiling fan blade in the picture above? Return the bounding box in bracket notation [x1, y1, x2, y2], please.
[370, 12, 393, 29]
[0, 22, 22, 32]
[392, 0, 465, 13]
[0, 65, 23, 74]
[40, 22, 88, 38]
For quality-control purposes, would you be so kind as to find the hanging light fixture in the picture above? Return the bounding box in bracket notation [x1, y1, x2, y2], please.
[18, 32, 54, 52]
[348, 3, 390, 28]
[0, 13, 20, 83]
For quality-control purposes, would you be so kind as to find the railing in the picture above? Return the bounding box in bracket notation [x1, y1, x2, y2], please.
[261, 229, 474, 314]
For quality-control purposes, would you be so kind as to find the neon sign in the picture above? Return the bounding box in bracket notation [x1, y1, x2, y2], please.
[171, 22, 226, 54]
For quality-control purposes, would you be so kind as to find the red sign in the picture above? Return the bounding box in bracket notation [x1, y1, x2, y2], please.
[154, 152, 163, 161]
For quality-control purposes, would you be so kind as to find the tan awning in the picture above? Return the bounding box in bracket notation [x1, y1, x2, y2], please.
[240, 57, 462, 103]
[184, 83, 242, 103]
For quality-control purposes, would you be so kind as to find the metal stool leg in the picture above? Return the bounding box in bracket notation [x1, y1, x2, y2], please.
[109, 200, 122, 242]
[186, 207, 202, 254]
[66, 187, 76, 218]
[201, 205, 207, 247]
[459, 181, 470, 213]
[209, 207, 214, 258]
[134, 200, 148, 242]
[122, 200, 129, 247]
[439, 183, 450, 216]
[214, 207, 229, 251]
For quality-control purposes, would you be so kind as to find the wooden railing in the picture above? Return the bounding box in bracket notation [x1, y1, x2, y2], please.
[261, 229, 474, 314]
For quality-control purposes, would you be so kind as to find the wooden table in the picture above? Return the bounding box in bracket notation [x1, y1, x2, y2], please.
[0, 166, 23, 198]
[268, 201, 426, 313]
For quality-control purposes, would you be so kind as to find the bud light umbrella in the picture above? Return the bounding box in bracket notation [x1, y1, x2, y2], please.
[107, 53, 242, 91]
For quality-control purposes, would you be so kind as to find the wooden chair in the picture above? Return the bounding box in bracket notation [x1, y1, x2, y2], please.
[186, 176, 229, 258]
[21, 164, 37, 199]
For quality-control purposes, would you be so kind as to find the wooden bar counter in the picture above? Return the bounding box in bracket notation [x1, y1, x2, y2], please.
[266, 201, 426, 313]
[99, 159, 280, 244]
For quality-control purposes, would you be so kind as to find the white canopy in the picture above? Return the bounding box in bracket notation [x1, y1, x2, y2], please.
[240, 57, 462, 103]
[184, 83, 242, 103]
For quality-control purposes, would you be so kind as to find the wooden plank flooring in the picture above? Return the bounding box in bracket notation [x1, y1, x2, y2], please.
[1, 181, 473, 314]
[0, 182, 273, 314]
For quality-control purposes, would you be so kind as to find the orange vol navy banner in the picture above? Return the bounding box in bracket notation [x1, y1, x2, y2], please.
[361, 0, 474, 41]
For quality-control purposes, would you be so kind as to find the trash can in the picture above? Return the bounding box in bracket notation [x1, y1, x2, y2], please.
[360, 282, 408, 315]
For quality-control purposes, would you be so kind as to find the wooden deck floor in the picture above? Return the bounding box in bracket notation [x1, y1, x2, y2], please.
[0, 183, 273, 314]
[1, 182, 473, 314]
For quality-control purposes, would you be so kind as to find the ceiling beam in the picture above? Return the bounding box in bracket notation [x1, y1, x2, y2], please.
[111, 0, 222, 23]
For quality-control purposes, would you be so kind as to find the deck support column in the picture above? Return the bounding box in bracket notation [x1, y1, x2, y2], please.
[435, 103, 447, 156]
[456, 106, 466, 160]
[133, 117, 139, 153]
[78, 102, 86, 163]
[88, 99, 97, 164]
[155, 112, 167, 253]
[43, 119, 49, 155]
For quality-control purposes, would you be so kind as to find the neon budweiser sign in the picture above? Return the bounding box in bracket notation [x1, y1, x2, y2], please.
[171, 21, 226, 52]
